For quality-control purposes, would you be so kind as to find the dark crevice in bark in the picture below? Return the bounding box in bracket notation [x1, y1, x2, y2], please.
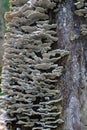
[57, 0, 83, 130]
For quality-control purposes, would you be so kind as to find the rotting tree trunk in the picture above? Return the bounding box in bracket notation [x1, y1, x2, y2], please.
[57, 0, 87, 130]
[1, 0, 87, 130]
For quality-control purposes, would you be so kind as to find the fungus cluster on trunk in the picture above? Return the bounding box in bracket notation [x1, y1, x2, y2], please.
[1, 0, 87, 130]
[74, 0, 87, 35]
[1, 0, 69, 130]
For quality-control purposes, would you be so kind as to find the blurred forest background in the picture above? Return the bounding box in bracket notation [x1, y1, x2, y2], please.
[2, 0, 9, 13]
[0, 0, 9, 74]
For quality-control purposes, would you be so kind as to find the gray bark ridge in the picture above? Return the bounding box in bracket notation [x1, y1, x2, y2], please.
[57, 0, 83, 129]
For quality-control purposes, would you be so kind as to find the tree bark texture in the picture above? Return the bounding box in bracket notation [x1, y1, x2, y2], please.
[57, 0, 87, 130]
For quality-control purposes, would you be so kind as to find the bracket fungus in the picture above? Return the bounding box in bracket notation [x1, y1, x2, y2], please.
[1, 0, 70, 130]
[74, 0, 87, 36]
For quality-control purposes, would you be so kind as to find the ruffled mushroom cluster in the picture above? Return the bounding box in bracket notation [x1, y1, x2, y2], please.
[74, 0, 87, 35]
[1, 0, 69, 130]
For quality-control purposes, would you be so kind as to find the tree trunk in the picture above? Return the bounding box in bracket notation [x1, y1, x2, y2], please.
[57, 0, 87, 130]
[1, 0, 87, 130]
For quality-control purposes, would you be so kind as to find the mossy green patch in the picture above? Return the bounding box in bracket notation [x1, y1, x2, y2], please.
[0, 93, 5, 96]
[0, 66, 2, 74]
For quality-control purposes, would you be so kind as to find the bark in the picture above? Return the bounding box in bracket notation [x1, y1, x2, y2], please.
[57, 0, 83, 130]
[81, 38, 87, 130]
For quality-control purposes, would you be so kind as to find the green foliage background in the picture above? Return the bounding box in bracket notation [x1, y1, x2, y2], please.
[2, 0, 10, 32]
[2, 0, 9, 13]
[0, 0, 9, 94]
